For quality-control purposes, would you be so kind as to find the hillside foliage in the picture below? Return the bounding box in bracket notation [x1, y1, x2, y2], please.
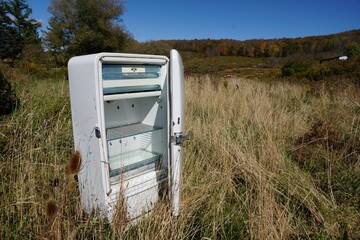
[133, 30, 360, 59]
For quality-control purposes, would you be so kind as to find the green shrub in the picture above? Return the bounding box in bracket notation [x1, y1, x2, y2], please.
[14, 61, 68, 80]
[47, 67, 68, 80]
[16, 61, 48, 78]
[0, 70, 19, 116]
[344, 43, 360, 57]
[263, 69, 282, 80]
[281, 57, 360, 81]
[281, 60, 311, 77]
[306, 65, 332, 81]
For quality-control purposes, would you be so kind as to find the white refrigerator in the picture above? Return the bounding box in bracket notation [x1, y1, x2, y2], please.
[68, 50, 185, 222]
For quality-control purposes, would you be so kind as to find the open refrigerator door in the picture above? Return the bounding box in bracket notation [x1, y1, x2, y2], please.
[169, 49, 185, 216]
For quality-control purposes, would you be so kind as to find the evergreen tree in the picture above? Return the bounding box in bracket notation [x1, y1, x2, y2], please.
[5, 0, 41, 45]
[0, 0, 41, 60]
[0, 1, 21, 59]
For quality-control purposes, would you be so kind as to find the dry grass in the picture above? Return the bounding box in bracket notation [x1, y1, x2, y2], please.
[0, 75, 359, 239]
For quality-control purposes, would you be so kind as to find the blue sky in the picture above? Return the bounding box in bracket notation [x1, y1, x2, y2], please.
[28, 0, 360, 42]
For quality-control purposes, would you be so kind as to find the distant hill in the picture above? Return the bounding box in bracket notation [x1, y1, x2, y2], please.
[129, 29, 360, 59]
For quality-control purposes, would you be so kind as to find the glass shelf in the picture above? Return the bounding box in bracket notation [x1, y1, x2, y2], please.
[108, 149, 161, 178]
[103, 91, 161, 101]
[103, 84, 161, 95]
[106, 123, 162, 140]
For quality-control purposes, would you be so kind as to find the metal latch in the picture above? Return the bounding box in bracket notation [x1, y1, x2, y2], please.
[171, 131, 192, 145]
[95, 127, 101, 138]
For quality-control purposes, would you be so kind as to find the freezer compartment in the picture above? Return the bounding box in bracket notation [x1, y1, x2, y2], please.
[102, 64, 162, 95]
[102, 64, 161, 80]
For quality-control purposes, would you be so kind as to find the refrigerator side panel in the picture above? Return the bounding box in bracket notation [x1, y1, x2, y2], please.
[68, 55, 106, 214]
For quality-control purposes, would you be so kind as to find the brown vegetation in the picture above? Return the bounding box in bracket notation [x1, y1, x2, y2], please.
[65, 151, 81, 175]
[0, 72, 359, 238]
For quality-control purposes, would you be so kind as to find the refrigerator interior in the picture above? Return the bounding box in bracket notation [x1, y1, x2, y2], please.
[100, 61, 169, 219]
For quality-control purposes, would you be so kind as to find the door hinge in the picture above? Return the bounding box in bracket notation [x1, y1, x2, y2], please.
[171, 131, 192, 145]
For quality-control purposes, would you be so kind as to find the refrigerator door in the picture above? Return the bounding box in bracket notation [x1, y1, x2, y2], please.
[170, 49, 185, 216]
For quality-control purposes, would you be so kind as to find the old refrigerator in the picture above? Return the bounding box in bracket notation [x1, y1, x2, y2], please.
[68, 50, 184, 221]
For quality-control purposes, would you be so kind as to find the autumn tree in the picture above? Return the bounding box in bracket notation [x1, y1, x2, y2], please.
[265, 44, 280, 57]
[45, 0, 132, 66]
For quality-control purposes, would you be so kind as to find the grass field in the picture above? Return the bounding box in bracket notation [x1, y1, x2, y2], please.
[0, 73, 359, 239]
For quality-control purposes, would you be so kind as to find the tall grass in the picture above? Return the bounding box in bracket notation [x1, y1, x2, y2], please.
[0, 75, 359, 239]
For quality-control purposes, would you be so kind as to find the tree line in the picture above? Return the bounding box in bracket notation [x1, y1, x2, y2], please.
[1, 0, 359, 68]
[139, 30, 360, 59]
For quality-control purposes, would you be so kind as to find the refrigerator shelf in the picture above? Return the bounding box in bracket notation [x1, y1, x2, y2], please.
[106, 123, 162, 140]
[108, 149, 161, 177]
[103, 84, 161, 95]
[103, 90, 161, 101]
